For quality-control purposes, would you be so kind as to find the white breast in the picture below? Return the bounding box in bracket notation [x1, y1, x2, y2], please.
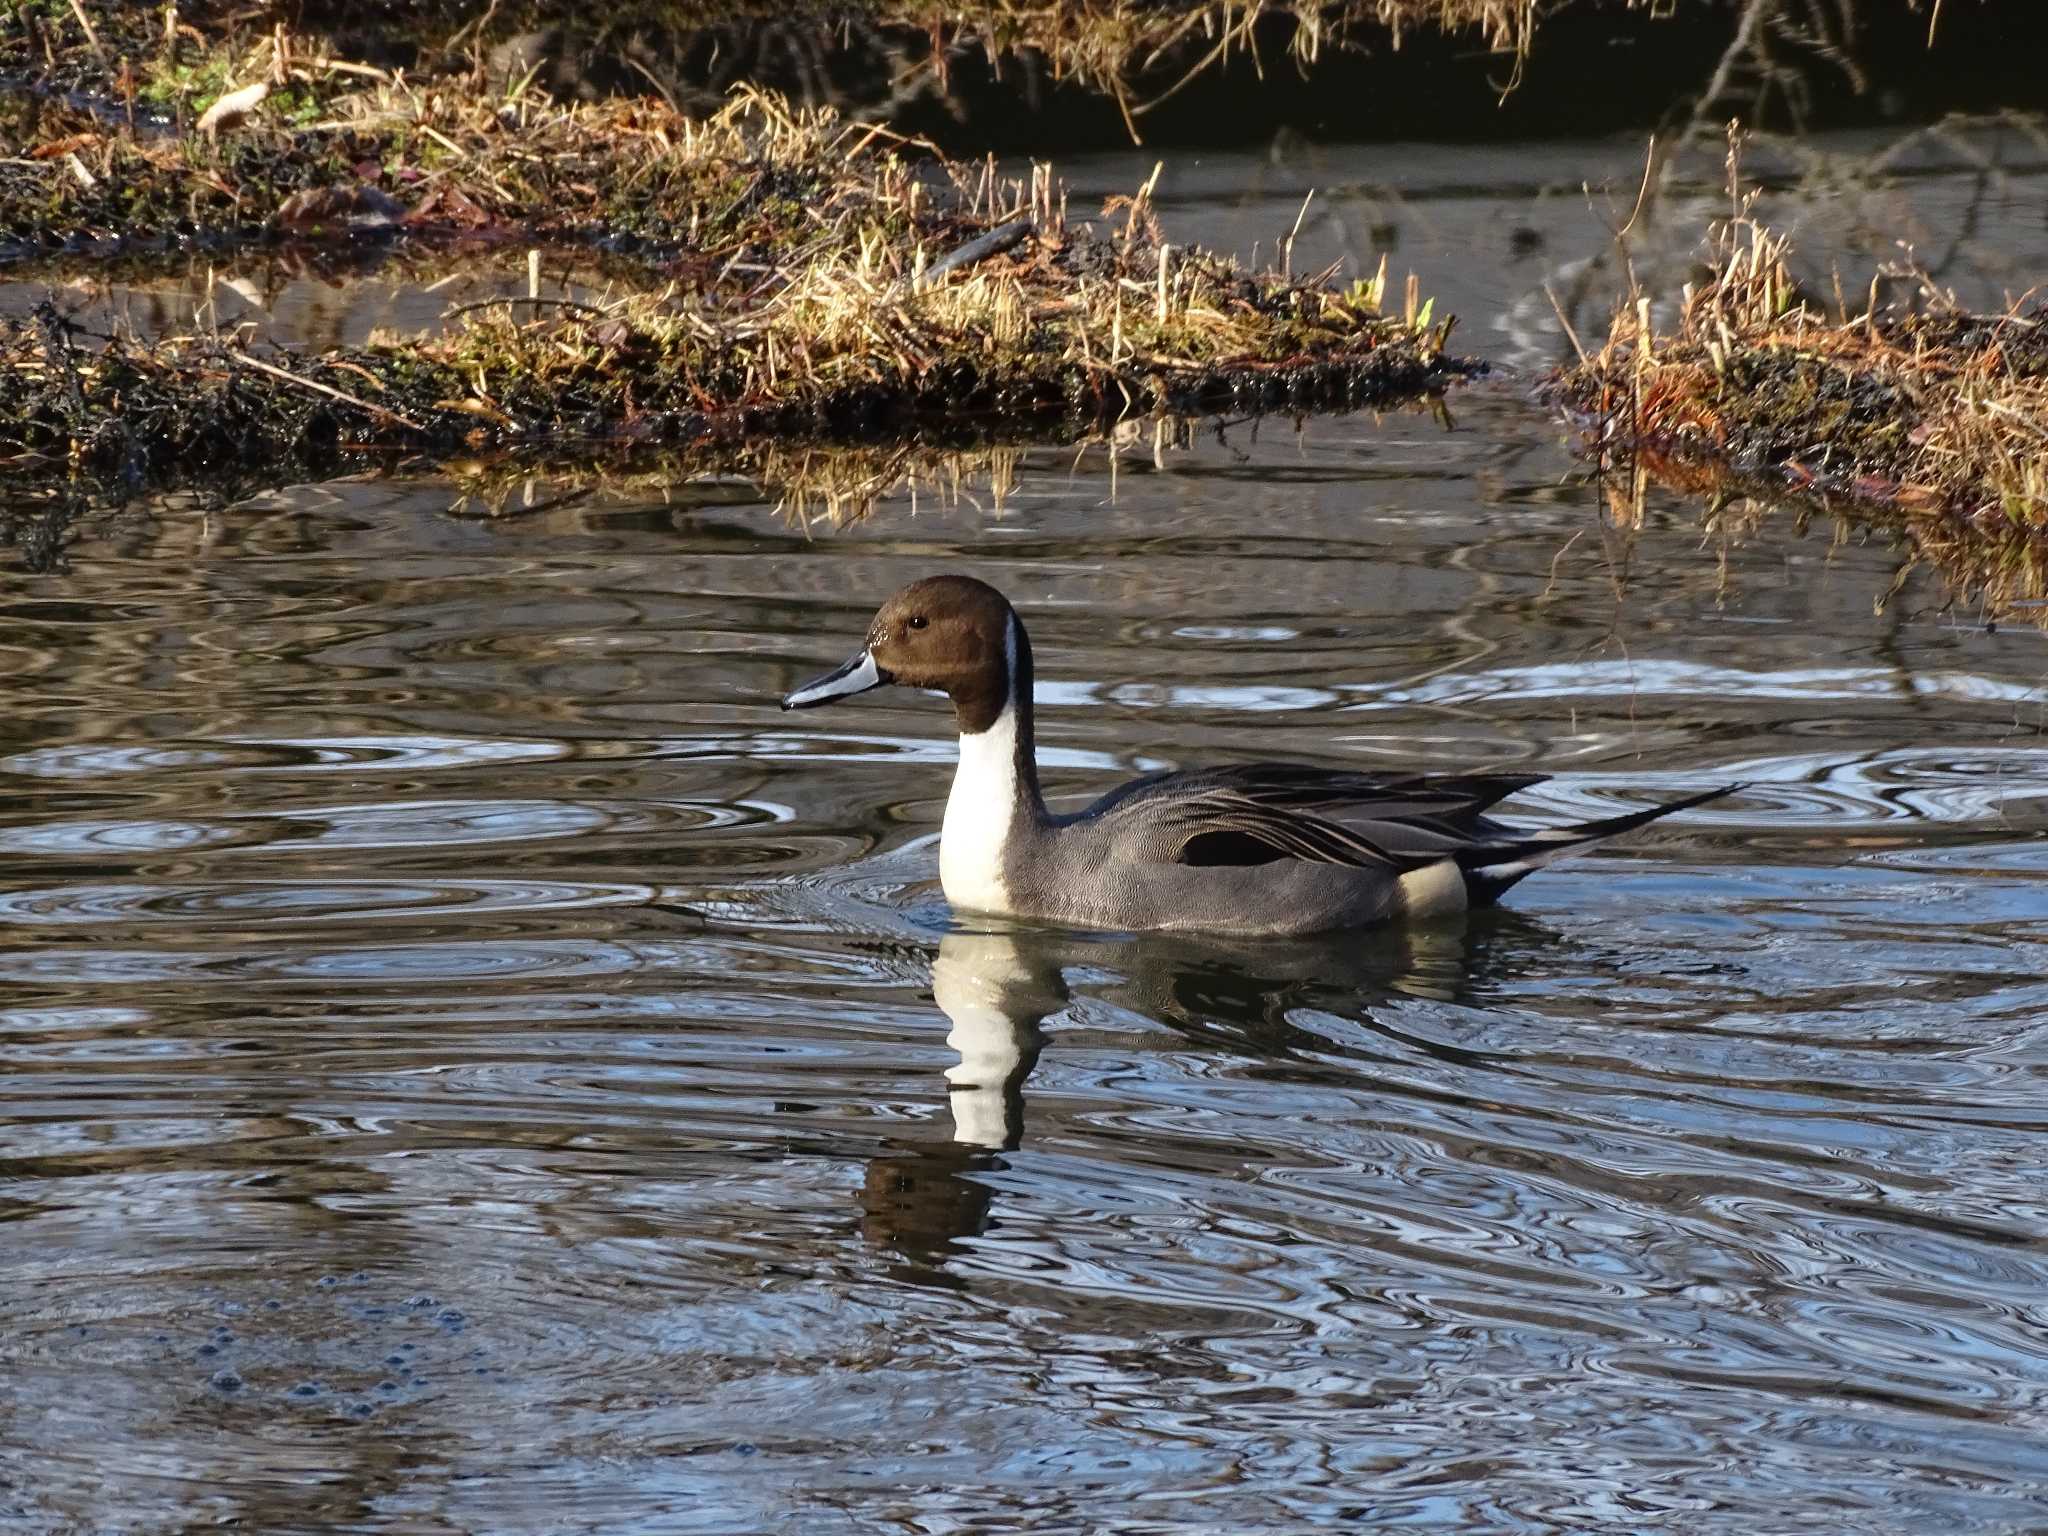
[940, 701, 1019, 914]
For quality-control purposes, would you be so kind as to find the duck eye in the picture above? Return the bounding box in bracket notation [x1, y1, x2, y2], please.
[907, 615, 928, 630]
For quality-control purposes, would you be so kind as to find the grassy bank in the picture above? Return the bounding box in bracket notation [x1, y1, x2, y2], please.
[1, 79, 1465, 494]
[3, 27, 897, 269]
[18, 0, 2002, 154]
[0, 1, 1549, 131]
[1551, 204, 2048, 619]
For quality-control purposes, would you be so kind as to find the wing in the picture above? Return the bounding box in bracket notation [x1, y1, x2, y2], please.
[1076, 763, 1547, 871]
[1080, 763, 1542, 821]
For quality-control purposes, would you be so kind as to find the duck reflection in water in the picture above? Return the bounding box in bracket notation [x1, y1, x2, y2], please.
[860, 908, 1552, 1279]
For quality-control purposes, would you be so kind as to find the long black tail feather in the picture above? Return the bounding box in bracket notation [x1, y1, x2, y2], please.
[1456, 783, 1745, 906]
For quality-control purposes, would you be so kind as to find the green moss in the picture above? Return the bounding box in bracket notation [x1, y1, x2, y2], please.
[140, 55, 239, 110]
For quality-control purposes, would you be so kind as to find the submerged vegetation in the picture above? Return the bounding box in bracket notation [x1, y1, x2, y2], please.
[1553, 193, 2048, 620]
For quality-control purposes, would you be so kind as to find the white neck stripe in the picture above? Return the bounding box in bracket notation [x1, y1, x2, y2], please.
[968, 612, 1016, 734]
[939, 613, 1024, 914]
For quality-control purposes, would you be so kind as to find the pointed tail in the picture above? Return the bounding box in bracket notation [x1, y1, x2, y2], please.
[1457, 783, 1744, 906]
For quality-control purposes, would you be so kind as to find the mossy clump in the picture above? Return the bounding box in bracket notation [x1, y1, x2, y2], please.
[1551, 204, 2048, 619]
[0, 18, 903, 271]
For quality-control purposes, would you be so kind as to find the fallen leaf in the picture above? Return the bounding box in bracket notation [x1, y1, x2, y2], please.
[29, 134, 100, 161]
[407, 183, 490, 229]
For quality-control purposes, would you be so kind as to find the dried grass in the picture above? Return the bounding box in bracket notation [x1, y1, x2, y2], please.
[2, 1, 1605, 156]
[894, 0, 1547, 134]
[1553, 156, 2048, 619]
[1, 87, 1465, 494]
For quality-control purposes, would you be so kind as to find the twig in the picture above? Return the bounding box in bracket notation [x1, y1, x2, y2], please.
[66, 0, 107, 67]
[623, 53, 681, 115]
[1110, 77, 1142, 146]
[1544, 283, 1590, 365]
[417, 124, 469, 162]
[440, 296, 611, 323]
[1541, 528, 1586, 603]
[909, 216, 1035, 293]
[1282, 190, 1315, 282]
[312, 59, 394, 82]
[227, 349, 427, 433]
[1616, 135, 1658, 240]
[1694, 0, 1774, 121]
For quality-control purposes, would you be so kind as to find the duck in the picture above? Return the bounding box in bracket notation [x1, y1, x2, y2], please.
[781, 574, 1736, 936]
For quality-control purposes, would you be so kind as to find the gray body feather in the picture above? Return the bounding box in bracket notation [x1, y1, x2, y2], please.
[988, 762, 1730, 936]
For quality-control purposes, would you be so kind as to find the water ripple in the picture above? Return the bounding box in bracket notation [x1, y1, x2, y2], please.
[9, 379, 2048, 1532]
[0, 735, 570, 780]
[1355, 658, 2048, 710]
[0, 877, 658, 926]
[1517, 746, 2048, 830]
[0, 796, 774, 857]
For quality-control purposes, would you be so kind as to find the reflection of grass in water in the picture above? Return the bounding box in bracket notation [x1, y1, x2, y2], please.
[1553, 153, 2048, 624]
[0, 414, 1227, 570]
[1598, 456, 2048, 630]
[440, 413, 1240, 526]
[443, 436, 1031, 527]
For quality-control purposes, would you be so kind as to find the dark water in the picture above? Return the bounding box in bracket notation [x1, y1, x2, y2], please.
[6, 135, 2048, 1534]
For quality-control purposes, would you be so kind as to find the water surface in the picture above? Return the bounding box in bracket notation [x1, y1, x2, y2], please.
[5, 137, 2048, 1535]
